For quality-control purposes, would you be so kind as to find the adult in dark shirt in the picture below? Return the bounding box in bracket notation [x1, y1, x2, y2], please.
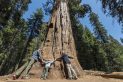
[59, 52, 78, 80]
[13, 49, 43, 80]
[61, 53, 73, 64]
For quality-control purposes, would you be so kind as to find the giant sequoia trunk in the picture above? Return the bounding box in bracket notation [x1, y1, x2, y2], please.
[41, 0, 84, 79]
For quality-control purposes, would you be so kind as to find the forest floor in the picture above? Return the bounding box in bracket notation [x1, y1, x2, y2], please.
[0, 66, 123, 82]
[0, 75, 123, 82]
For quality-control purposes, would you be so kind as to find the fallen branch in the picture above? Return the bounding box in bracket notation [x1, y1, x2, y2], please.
[99, 72, 123, 79]
[84, 70, 123, 79]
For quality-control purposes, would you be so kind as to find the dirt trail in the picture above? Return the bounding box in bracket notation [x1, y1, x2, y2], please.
[0, 75, 123, 82]
[0, 65, 123, 82]
[0, 63, 123, 82]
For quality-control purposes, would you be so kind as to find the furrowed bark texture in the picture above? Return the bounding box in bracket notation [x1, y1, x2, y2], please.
[41, 0, 84, 79]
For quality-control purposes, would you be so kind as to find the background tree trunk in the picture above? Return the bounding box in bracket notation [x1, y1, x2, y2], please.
[41, 0, 84, 79]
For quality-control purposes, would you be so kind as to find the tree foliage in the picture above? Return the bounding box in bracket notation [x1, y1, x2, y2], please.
[0, 0, 45, 74]
[68, 0, 123, 72]
[0, 0, 31, 28]
[99, 0, 123, 25]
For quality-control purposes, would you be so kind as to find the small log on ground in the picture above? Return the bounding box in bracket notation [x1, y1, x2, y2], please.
[100, 72, 123, 79]
[84, 70, 123, 79]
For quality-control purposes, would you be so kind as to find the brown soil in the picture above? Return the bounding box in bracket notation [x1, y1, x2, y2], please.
[0, 75, 123, 82]
[0, 69, 123, 82]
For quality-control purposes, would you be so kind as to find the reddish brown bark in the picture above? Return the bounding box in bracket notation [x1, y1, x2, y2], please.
[41, 0, 84, 79]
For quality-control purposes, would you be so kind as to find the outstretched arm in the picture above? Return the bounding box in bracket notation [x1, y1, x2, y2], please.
[38, 50, 45, 66]
[68, 56, 74, 59]
[38, 58, 45, 67]
[55, 57, 62, 61]
[53, 59, 57, 63]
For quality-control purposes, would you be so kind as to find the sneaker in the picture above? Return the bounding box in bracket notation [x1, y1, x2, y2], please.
[43, 78, 46, 80]
[68, 77, 72, 80]
[21, 75, 30, 79]
[12, 75, 17, 80]
[74, 77, 78, 80]
[40, 77, 43, 80]
[42, 77, 47, 80]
